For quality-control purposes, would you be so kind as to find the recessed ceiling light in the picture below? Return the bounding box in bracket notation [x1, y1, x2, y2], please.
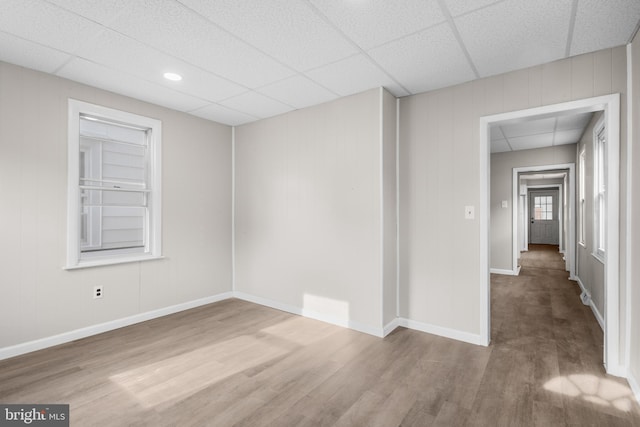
[163, 72, 182, 82]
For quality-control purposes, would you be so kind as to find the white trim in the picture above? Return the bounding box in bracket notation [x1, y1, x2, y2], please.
[625, 43, 633, 373]
[490, 267, 520, 276]
[576, 277, 604, 331]
[526, 184, 564, 251]
[512, 166, 574, 278]
[479, 115, 490, 346]
[63, 254, 164, 270]
[383, 318, 401, 337]
[396, 97, 401, 318]
[66, 99, 162, 269]
[231, 126, 236, 292]
[379, 87, 385, 330]
[233, 291, 385, 337]
[481, 94, 622, 375]
[398, 318, 485, 346]
[592, 116, 606, 263]
[605, 95, 622, 376]
[0, 292, 233, 361]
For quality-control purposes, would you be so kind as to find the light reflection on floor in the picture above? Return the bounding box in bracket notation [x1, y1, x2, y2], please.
[544, 374, 634, 412]
[109, 334, 289, 408]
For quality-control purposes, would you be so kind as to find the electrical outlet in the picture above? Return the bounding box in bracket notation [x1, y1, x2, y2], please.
[464, 205, 475, 220]
[93, 286, 103, 299]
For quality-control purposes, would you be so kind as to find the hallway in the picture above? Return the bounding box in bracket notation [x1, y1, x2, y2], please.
[489, 245, 639, 425]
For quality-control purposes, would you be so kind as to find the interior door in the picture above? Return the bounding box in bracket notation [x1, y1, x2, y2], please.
[529, 190, 559, 245]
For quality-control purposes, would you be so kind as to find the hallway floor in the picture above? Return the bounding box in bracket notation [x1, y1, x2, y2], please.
[490, 244, 640, 425]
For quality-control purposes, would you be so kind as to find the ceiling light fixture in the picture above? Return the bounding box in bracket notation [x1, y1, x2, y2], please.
[163, 72, 182, 82]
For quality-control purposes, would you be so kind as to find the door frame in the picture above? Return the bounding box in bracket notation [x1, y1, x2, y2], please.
[515, 170, 571, 275]
[480, 94, 622, 376]
[527, 185, 563, 249]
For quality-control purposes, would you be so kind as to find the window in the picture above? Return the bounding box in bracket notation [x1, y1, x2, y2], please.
[578, 147, 586, 246]
[593, 119, 606, 261]
[533, 195, 553, 220]
[67, 100, 162, 268]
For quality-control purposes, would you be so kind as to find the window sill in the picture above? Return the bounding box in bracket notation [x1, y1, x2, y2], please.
[64, 254, 164, 270]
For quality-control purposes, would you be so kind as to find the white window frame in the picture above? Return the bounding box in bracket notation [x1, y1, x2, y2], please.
[66, 99, 162, 269]
[578, 147, 586, 247]
[593, 117, 605, 263]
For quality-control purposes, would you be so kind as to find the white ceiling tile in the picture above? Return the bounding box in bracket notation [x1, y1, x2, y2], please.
[555, 112, 593, 131]
[500, 117, 557, 138]
[46, 0, 133, 26]
[367, 23, 475, 94]
[456, 0, 572, 77]
[108, 0, 295, 88]
[571, 0, 640, 56]
[189, 103, 257, 126]
[57, 58, 209, 113]
[508, 133, 554, 151]
[443, 0, 504, 17]
[0, 31, 70, 73]
[180, 0, 357, 71]
[309, 0, 445, 49]
[305, 54, 409, 97]
[219, 91, 294, 119]
[257, 76, 338, 110]
[491, 139, 512, 153]
[75, 30, 246, 102]
[0, 0, 105, 54]
[553, 129, 584, 145]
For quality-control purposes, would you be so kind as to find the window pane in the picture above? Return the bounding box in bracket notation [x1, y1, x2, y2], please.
[79, 116, 149, 255]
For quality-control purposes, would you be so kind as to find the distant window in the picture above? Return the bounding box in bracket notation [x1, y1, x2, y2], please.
[578, 148, 586, 246]
[67, 100, 162, 268]
[593, 119, 606, 261]
[533, 195, 553, 220]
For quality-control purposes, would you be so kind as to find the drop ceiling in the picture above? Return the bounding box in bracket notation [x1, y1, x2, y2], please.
[490, 111, 594, 153]
[1, 0, 639, 126]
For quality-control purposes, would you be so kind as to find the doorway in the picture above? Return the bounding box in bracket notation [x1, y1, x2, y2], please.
[480, 94, 622, 376]
[529, 189, 559, 245]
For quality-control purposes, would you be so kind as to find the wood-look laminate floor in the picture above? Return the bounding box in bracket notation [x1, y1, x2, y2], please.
[1, 247, 639, 426]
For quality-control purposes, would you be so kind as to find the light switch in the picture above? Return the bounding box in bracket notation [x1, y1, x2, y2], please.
[501, 200, 508, 208]
[465, 205, 475, 220]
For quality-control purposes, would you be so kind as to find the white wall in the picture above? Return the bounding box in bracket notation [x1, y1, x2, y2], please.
[234, 88, 397, 335]
[0, 61, 232, 351]
[492, 145, 576, 271]
[399, 46, 628, 346]
[575, 112, 605, 318]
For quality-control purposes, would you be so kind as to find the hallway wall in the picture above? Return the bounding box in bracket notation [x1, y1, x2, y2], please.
[575, 111, 605, 321]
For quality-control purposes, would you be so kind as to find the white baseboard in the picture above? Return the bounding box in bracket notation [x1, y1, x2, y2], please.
[398, 317, 485, 346]
[0, 292, 233, 361]
[490, 267, 520, 276]
[628, 369, 640, 406]
[383, 318, 401, 337]
[575, 276, 604, 331]
[589, 300, 605, 331]
[233, 291, 385, 337]
[1, 290, 488, 362]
